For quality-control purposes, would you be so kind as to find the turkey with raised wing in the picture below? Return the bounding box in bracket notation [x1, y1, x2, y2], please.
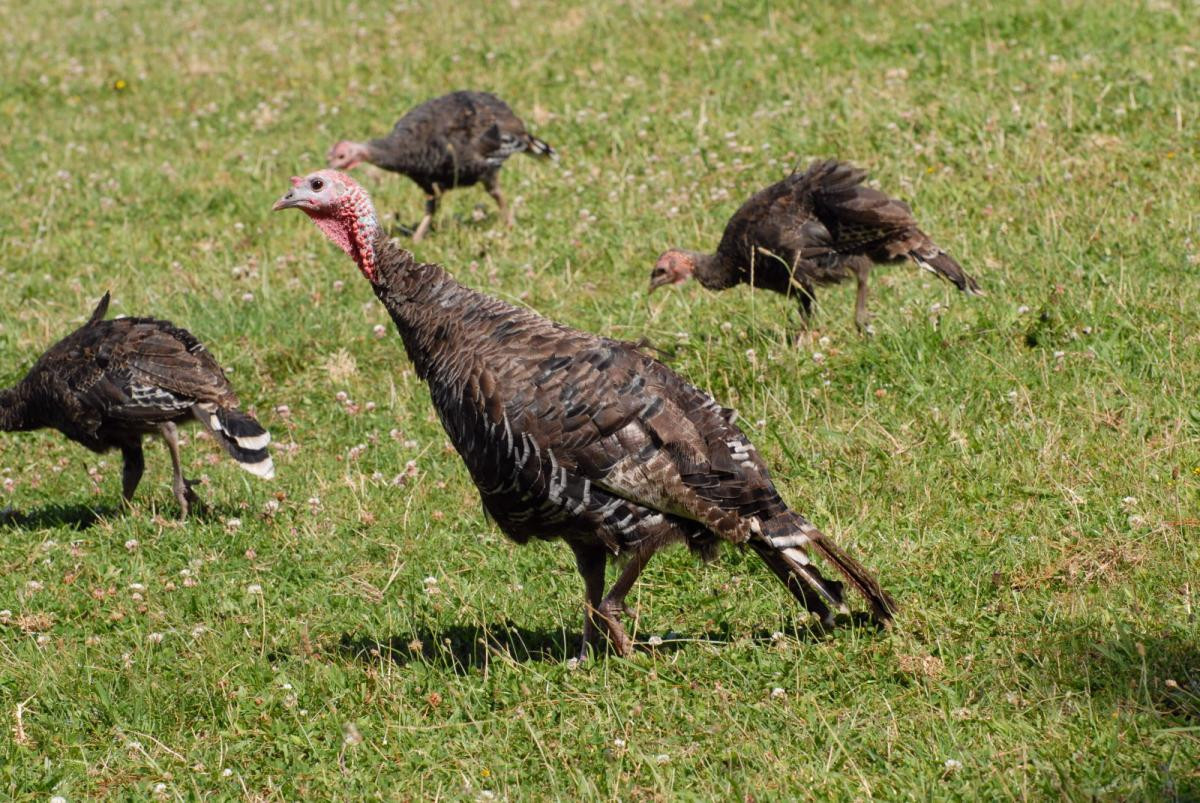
[652, 159, 981, 336]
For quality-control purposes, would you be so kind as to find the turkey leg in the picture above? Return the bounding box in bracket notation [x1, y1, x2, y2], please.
[571, 543, 608, 661]
[120, 442, 145, 505]
[412, 190, 440, 243]
[483, 172, 513, 228]
[596, 546, 655, 657]
[159, 421, 200, 517]
[853, 258, 875, 336]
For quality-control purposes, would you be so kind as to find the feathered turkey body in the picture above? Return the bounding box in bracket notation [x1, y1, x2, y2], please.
[652, 159, 981, 335]
[275, 170, 895, 658]
[327, 91, 555, 241]
[0, 293, 273, 515]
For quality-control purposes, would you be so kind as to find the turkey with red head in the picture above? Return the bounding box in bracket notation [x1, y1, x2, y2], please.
[275, 170, 896, 659]
[652, 159, 981, 336]
[327, 90, 556, 242]
[0, 293, 274, 516]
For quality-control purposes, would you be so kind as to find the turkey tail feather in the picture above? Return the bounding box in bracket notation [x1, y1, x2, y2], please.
[807, 530, 897, 624]
[757, 513, 896, 626]
[194, 404, 275, 479]
[911, 244, 983, 296]
[525, 135, 557, 161]
[749, 540, 843, 627]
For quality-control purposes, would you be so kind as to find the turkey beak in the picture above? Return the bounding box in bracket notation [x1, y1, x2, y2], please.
[648, 267, 671, 293]
[272, 192, 298, 211]
[273, 177, 306, 211]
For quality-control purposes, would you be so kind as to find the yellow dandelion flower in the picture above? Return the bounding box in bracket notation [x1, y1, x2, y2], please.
[113, 79, 127, 91]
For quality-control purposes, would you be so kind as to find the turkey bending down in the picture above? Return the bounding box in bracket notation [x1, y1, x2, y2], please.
[274, 170, 896, 659]
[327, 90, 556, 242]
[0, 293, 273, 516]
[651, 159, 981, 336]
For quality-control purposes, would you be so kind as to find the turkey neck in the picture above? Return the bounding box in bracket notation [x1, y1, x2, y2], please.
[365, 137, 408, 170]
[364, 233, 481, 383]
[0, 384, 34, 431]
[691, 251, 737, 290]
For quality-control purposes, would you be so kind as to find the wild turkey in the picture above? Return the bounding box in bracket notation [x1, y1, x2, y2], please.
[327, 90, 556, 242]
[651, 159, 981, 335]
[0, 293, 273, 515]
[275, 170, 895, 658]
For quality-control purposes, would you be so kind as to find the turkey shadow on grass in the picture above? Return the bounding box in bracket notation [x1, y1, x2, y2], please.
[335, 614, 877, 672]
[1052, 628, 1200, 724]
[0, 502, 109, 530]
[0, 496, 232, 531]
[386, 222, 418, 239]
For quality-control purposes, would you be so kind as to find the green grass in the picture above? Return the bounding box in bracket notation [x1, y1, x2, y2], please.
[2, 0, 1199, 798]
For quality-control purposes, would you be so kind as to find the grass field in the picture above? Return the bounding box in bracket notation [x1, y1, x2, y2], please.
[2, 0, 1199, 798]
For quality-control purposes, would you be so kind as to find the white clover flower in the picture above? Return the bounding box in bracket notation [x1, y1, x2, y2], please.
[124, 539, 139, 551]
[812, 352, 826, 364]
[225, 518, 242, 531]
[373, 324, 386, 339]
[27, 580, 44, 592]
[246, 584, 263, 595]
[771, 687, 786, 699]
[566, 657, 580, 671]
[944, 758, 963, 772]
[221, 768, 233, 778]
[655, 754, 671, 765]
[613, 738, 626, 748]
[147, 632, 164, 644]
[647, 635, 663, 647]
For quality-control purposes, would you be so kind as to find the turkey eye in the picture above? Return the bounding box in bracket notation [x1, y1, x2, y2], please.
[311, 178, 324, 191]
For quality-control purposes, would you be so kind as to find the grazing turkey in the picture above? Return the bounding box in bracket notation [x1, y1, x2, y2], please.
[0, 293, 273, 516]
[275, 170, 895, 658]
[327, 90, 556, 242]
[651, 159, 981, 335]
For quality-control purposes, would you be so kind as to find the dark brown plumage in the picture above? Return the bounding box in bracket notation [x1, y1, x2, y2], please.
[652, 159, 981, 335]
[0, 293, 273, 515]
[275, 170, 895, 659]
[327, 90, 556, 241]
